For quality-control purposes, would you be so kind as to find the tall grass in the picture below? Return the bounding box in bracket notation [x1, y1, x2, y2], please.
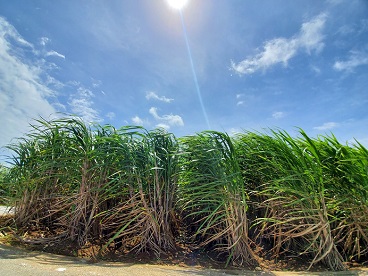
[235, 129, 368, 270]
[95, 126, 179, 255]
[5, 117, 179, 255]
[3, 116, 368, 271]
[178, 131, 257, 266]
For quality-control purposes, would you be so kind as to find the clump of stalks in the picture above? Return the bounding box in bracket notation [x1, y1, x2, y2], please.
[177, 131, 258, 267]
[3, 116, 368, 271]
[6, 117, 179, 256]
[234, 129, 368, 271]
[95, 126, 179, 256]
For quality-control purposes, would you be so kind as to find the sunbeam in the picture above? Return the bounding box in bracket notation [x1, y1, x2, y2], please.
[179, 10, 211, 129]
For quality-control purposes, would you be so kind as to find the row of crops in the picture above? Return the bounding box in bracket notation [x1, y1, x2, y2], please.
[2, 117, 368, 270]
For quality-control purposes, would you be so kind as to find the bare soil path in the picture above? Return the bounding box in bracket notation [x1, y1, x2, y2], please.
[0, 243, 267, 276]
[1, 243, 367, 276]
[0, 207, 367, 276]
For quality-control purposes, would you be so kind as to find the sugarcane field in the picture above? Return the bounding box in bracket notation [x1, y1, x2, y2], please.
[1, 116, 368, 275]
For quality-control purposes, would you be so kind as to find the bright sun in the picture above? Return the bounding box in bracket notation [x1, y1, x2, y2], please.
[166, 0, 189, 10]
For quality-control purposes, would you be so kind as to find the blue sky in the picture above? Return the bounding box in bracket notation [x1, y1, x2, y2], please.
[1, 0, 368, 159]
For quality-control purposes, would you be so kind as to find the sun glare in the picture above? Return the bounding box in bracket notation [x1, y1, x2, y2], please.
[167, 0, 189, 10]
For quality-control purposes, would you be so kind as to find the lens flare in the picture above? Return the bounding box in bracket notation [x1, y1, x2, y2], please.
[179, 11, 211, 129]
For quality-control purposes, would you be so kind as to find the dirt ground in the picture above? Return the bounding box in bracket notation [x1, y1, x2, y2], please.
[1, 243, 368, 276]
[1, 207, 368, 275]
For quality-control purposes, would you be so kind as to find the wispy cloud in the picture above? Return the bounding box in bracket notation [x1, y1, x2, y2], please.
[68, 87, 101, 123]
[39, 36, 50, 46]
[227, 128, 242, 136]
[333, 50, 368, 72]
[0, 17, 33, 49]
[38, 36, 66, 59]
[92, 79, 102, 88]
[0, 18, 100, 129]
[336, 24, 355, 36]
[106, 111, 115, 120]
[310, 65, 321, 74]
[156, 123, 170, 130]
[146, 91, 173, 103]
[46, 50, 65, 59]
[132, 116, 144, 125]
[0, 17, 57, 153]
[272, 111, 285, 119]
[235, 92, 260, 107]
[236, 94, 244, 106]
[149, 107, 184, 129]
[314, 122, 339, 130]
[231, 13, 327, 75]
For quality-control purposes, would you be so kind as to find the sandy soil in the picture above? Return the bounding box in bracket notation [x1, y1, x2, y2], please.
[1, 243, 367, 276]
[0, 243, 269, 276]
[0, 205, 14, 215]
[1, 207, 367, 275]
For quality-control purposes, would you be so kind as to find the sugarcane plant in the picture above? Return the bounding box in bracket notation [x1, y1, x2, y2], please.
[96, 126, 180, 256]
[177, 131, 257, 266]
[5, 117, 181, 256]
[234, 129, 368, 270]
[3, 116, 368, 271]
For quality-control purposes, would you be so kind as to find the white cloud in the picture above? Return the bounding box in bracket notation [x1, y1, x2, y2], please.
[163, 114, 184, 126]
[68, 87, 101, 123]
[106, 112, 115, 120]
[314, 122, 339, 130]
[227, 128, 242, 136]
[0, 18, 33, 49]
[39, 37, 50, 46]
[53, 102, 66, 111]
[310, 65, 321, 74]
[149, 107, 161, 120]
[236, 93, 245, 106]
[156, 123, 170, 130]
[44, 75, 64, 89]
[132, 116, 144, 125]
[235, 92, 260, 107]
[146, 91, 173, 103]
[92, 79, 102, 88]
[231, 13, 327, 75]
[333, 51, 368, 72]
[149, 107, 184, 127]
[272, 111, 285, 119]
[0, 17, 57, 155]
[46, 50, 65, 59]
[0, 17, 102, 161]
[298, 14, 326, 54]
[337, 25, 355, 36]
[38, 35, 65, 59]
